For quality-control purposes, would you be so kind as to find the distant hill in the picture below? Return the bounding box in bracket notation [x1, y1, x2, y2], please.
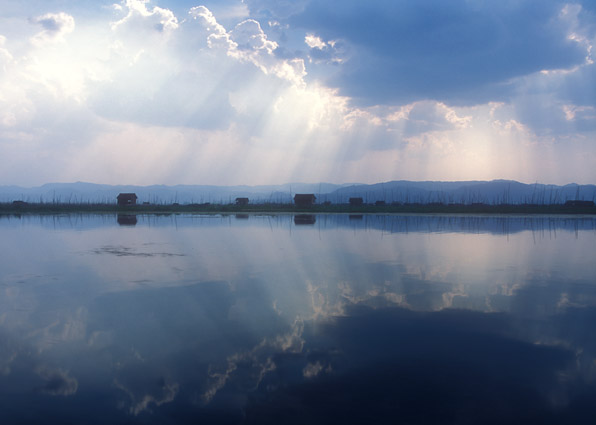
[0, 182, 354, 204]
[323, 180, 596, 205]
[1, 180, 595, 205]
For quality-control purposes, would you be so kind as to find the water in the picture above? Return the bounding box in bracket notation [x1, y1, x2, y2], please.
[1, 214, 595, 424]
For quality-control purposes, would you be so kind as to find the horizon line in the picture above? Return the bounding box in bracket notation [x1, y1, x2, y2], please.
[2, 179, 596, 189]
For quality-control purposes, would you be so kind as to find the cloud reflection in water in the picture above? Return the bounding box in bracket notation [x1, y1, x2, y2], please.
[0, 214, 595, 423]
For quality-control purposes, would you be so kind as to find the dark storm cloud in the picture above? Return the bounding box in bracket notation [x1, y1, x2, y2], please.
[287, 0, 590, 106]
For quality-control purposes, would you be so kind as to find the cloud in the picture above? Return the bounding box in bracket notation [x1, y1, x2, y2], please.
[504, 64, 596, 136]
[0, 334, 18, 376]
[30, 12, 75, 46]
[36, 368, 78, 396]
[0, 1, 594, 186]
[111, 0, 178, 34]
[243, 0, 309, 19]
[242, 306, 578, 425]
[231, 19, 277, 53]
[228, 18, 306, 86]
[303, 361, 330, 378]
[304, 33, 346, 65]
[88, 4, 239, 129]
[85, 3, 307, 129]
[387, 101, 471, 135]
[304, 33, 325, 50]
[0, 35, 14, 69]
[202, 318, 303, 404]
[288, 0, 592, 106]
[188, 6, 236, 50]
[114, 377, 179, 415]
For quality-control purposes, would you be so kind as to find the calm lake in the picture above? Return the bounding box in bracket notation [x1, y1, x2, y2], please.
[1, 213, 595, 424]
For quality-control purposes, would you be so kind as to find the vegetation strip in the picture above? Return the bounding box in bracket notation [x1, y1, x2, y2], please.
[1, 203, 595, 215]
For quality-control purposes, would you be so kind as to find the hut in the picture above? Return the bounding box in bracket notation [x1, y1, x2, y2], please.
[235, 197, 249, 206]
[349, 197, 364, 206]
[117, 193, 137, 206]
[294, 194, 316, 206]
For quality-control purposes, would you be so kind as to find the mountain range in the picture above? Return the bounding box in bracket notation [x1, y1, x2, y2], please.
[1, 180, 595, 205]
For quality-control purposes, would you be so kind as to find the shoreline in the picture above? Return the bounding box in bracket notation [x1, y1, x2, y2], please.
[2, 203, 595, 216]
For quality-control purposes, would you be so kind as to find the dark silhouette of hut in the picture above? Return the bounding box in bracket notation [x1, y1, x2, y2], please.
[375, 200, 386, 206]
[349, 197, 364, 206]
[235, 197, 249, 206]
[294, 194, 316, 206]
[117, 193, 137, 206]
[12, 200, 28, 207]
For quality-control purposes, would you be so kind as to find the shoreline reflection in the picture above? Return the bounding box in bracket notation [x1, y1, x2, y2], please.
[1, 213, 594, 236]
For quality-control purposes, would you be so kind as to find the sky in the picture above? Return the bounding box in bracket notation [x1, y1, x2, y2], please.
[0, 0, 595, 186]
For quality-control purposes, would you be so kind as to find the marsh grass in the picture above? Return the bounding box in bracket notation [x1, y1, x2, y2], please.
[1, 202, 595, 215]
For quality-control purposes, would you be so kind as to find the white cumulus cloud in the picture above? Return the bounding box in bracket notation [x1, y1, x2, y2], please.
[305, 33, 326, 49]
[111, 0, 178, 35]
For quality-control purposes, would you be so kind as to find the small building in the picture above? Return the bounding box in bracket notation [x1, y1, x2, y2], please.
[12, 200, 28, 207]
[235, 197, 249, 206]
[375, 200, 386, 206]
[117, 193, 137, 206]
[294, 194, 316, 206]
[349, 197, 364, 206]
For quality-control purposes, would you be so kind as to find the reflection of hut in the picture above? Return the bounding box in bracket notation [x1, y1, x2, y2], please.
[349, 197, 364, 206]
[235, 197, 249, 206]
[117, 214, 138, 226]
[349, 214, 363, 220]
[117, 193, 137, 206]
[294, 214, 316, 225]
[235, 214, 249, 220]
[294, 194, 316, 206]
[565, 200, 595, 207]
